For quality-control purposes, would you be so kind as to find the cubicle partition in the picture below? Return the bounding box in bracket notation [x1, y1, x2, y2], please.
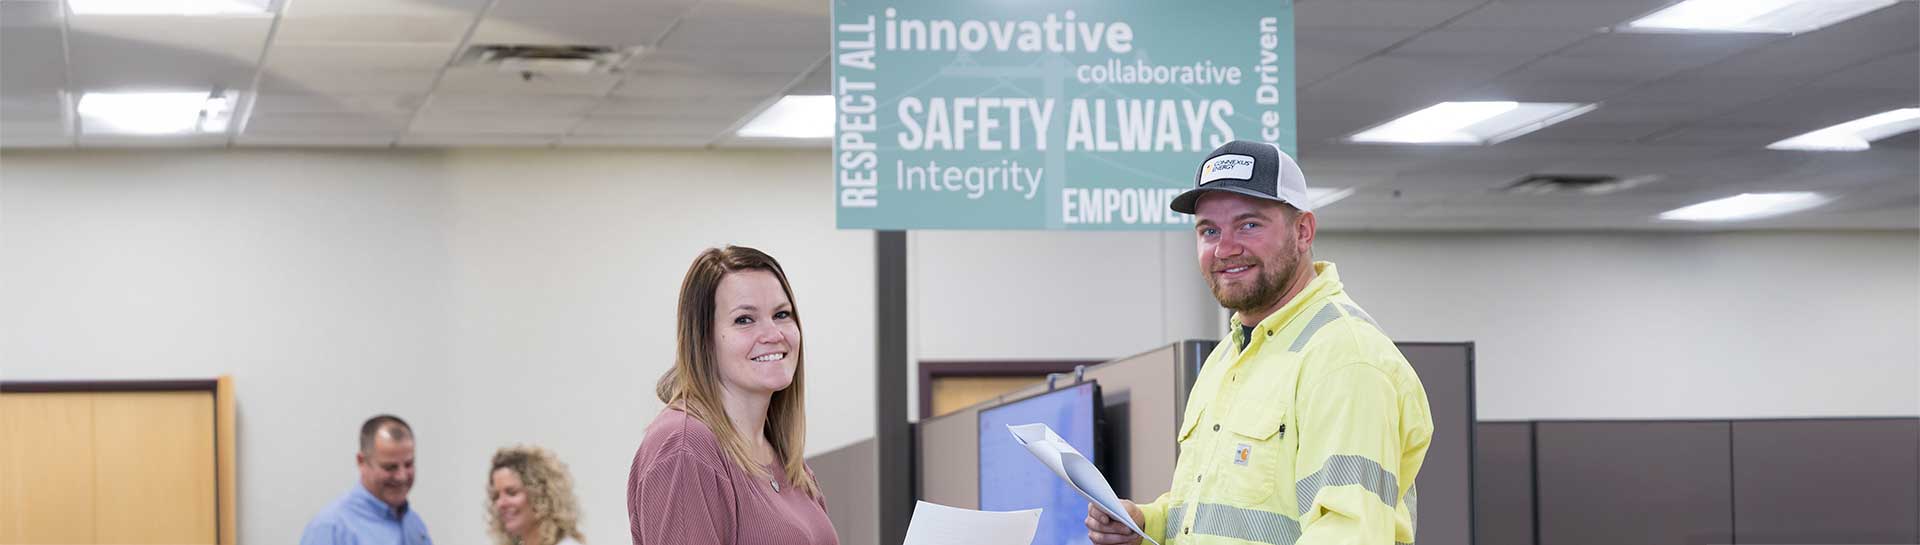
[1476, 417, 1920, 545]
[917, 340, 1478, 545]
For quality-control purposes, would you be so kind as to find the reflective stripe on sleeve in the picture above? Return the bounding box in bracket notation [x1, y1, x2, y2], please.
[1295, 454, 1400, 514]
[1165, 505, 1185, 544]
[1191, 503, 1301, 545]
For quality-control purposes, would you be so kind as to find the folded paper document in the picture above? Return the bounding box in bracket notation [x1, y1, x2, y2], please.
[902, 501, 1041, 545]
[1007, 423, 1161, 545]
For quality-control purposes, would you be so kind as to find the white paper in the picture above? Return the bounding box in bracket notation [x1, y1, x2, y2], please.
[901, 500, 1042, 545]
[1007, 423, 1161, 545]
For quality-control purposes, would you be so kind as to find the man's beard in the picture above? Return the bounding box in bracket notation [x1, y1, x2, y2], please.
[1208, 243, 1302, 317]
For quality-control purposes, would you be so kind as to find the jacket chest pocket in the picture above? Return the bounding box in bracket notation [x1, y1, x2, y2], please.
[1213, 403, 1291, 506]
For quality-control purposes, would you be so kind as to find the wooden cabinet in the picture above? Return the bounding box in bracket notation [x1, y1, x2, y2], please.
[0, 379, 236, 545]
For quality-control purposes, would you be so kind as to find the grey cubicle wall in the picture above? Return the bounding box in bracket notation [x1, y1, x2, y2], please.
[1732, 418, 1919, 544]
[918, 340, 1476, 545]
[1399, 343, 1476, 545]
[1480, 417, 1920, 545]
[1473, 422, 1534, 545]
[1538, 421, 1736, 545]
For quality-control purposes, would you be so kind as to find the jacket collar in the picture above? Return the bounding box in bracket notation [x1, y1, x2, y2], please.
[1228, 261, 1342, 347]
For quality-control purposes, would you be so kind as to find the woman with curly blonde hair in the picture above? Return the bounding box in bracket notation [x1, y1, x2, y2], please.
[487, 445, 586, 545]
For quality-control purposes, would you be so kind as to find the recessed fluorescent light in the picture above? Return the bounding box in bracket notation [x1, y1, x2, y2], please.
[1350, 101, 1596, 145]
[68, 0, 271, 15]
[78, 90, 237, 135]
[1767, 107, 1920, 151]
[737, 95, 832, 139]
[1624, 0, 1896, 33]
[1307, 187, 1355, 209]
[1658, 192, 1830, 222]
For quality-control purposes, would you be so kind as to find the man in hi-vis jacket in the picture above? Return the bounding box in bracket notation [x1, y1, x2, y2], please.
[1088, 141, 1433, 545]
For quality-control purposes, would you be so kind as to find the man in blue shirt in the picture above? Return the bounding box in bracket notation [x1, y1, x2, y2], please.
[300, 414, 433, 545]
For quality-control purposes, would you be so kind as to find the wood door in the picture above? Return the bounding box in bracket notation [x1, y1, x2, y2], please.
[0, 393, 97, 544]
[0, 390, 217, 545]
[92, 391, 217, 544]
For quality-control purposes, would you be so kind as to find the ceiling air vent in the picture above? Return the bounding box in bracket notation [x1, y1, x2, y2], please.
[1502, 173, 1658, 195]
[454, 44, 641, 75]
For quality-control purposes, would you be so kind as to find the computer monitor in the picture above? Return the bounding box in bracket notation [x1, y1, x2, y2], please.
[978, 380, 1102, 545]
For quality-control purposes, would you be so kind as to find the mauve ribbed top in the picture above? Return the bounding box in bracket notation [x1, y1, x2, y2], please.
[628, 408, 838, 545]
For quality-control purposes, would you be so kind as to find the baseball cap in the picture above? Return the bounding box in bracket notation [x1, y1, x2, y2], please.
[1169, 140, 1312, 214]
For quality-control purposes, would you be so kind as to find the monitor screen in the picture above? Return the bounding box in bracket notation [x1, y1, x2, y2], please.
[979, 381, 1100, 545]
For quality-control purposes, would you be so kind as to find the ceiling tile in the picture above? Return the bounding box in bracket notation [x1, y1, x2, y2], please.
[1693, 3, 1919, 80]
[67, 16, 268, 89]
[1443, 0, 1671, 30]
[266, 43, 457, 72]
[1393, 29, 1588, 60]
[235, 133, 395, 147]
[1816, 51, 1920, 92]
[408, 112, 582, 134]
[681, 0, 827, 19]
[1296, 28, 1423, 85]
[425, 93, 603, 114]
[1, 27, 68, 94]
[1, 0, 61, 28]
[1295, 0, 1483, 29]
[259, 68, 439, 94]
[1718, 88, 1919, 127]
[434, 68, 621, 95]
[625, 47, 824, 74]
[397, 133, 558, 147]
[561, 134, 711, 148]
[1301, 54, 1536, 108]
[244, 112, 410, 135]
[470, 11, 679, 46]
[489, 0, 698, 18]
[657, 15, 825, 50]
[284, 0, 486, 18]
[1, 92, 64, 120]
[592, 96, 762, 116]
[570, 114, 737, 136]
[611, 71, 794, 99]
[1525, 33, 1780, 81]
[275, 15, 474, 44]
[249, 93, 423, 114]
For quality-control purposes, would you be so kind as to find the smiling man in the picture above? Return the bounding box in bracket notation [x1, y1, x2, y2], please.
[1086, 141, 1434, 545]
[302, 414, 434, 545]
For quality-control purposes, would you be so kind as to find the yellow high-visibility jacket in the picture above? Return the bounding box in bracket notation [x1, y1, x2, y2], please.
[1141, 262, 1433, 545]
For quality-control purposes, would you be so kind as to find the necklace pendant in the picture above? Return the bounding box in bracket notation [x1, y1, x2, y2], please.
[771, 479, 781, 492]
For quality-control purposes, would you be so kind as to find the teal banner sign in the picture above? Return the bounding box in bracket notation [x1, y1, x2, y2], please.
[833, 0, 1295, 230]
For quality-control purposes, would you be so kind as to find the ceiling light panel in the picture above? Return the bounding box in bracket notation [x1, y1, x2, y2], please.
[1767, 108, 1920, 151]
[1350, 101, 1597, 145]
[1623, 0, 1898, 34]
[737, 95, 831, 139]
[1658, 192, 1831, 222]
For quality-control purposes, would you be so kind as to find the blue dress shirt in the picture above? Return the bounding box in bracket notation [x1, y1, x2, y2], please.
[299, 483, 433, 545]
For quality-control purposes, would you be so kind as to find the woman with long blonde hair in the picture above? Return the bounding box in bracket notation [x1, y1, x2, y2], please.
[627, 245, 836, 545]
[486, 445, 586, 545]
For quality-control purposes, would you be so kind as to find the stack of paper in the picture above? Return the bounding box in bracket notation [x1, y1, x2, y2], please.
[902, 501, 1042, 545]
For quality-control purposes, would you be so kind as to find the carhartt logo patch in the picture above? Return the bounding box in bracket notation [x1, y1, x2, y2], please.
[1234, 443, 1252, 466]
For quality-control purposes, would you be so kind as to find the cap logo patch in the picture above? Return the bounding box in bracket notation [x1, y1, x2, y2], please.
[1200, 154, 1256, 183]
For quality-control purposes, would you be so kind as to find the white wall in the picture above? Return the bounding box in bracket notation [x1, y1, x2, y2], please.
[0, 148, 876, 545]
[911, 227, 1919, 421]
[1315, 231, 1920, 420]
